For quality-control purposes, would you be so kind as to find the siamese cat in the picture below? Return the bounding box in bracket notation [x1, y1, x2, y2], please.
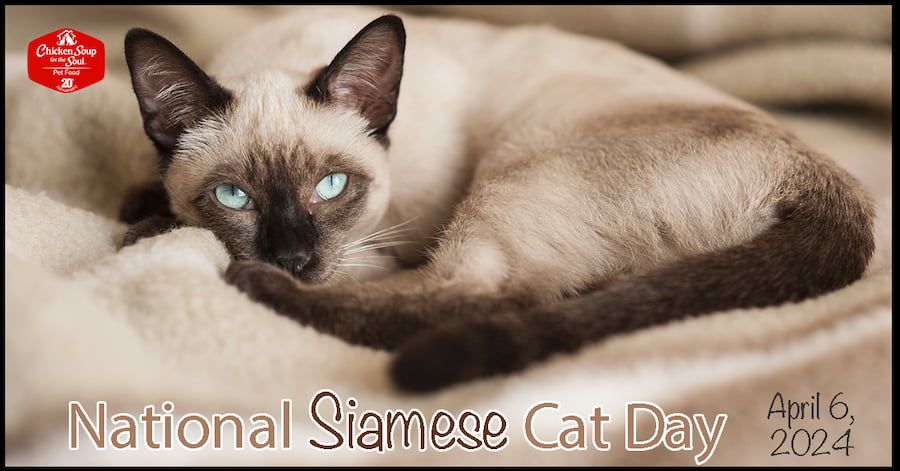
[121, 6, 874, 392]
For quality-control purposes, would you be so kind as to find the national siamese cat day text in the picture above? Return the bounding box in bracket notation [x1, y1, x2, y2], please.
[120, 6, 874, 392]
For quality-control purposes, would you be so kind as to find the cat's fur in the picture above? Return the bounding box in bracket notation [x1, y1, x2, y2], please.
[121, 6, 874, 392]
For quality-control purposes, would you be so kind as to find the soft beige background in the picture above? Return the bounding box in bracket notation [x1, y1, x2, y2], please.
[5, 5, 891, 466]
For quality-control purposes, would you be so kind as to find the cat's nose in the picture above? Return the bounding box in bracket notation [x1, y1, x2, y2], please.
[275, 251, 312, 278]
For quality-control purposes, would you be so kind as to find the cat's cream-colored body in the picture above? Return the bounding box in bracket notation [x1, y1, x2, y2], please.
[122, 5, 872, 391]
[202, 6, 781, 300]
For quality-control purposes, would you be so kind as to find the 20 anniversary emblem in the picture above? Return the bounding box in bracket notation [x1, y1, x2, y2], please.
[27, 28, 105, 93]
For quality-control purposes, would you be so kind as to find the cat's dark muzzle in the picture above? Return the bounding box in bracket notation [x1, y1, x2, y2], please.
[275, 252, 313, 280]
[261, 247, 329, 283]
[257, 199, 323, 282]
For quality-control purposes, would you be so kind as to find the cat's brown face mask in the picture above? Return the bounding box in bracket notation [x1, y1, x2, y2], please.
[124, 16, 405, 281]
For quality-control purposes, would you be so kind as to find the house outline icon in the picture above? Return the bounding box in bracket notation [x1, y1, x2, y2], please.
[56, 30, 77, 46]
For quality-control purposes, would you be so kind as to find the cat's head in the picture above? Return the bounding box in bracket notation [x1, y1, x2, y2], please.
[124, 16, 405, 283]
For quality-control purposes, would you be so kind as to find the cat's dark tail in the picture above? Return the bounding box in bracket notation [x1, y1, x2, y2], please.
[390, 155, 874, 392]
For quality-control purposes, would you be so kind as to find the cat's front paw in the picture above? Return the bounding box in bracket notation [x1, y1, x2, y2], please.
[225, 260, 301, 315]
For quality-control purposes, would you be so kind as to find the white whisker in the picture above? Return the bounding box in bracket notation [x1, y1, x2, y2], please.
[327, 269, 358, 286]
[342, 230, 410, 251]
[334, 218, 419, 281]
[341, 218, 418, 250]
[345, 228, 403, 247]
[340, 254, 396, 260]
[337, 263, 391, 272]
[343, 240, 414, 256]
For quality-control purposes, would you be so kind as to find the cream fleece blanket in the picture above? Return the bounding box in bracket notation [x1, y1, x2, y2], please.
[5, 5, 892, 466]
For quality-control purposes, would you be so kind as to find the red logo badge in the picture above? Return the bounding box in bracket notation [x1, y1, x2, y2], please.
[27, 28, 105, 93]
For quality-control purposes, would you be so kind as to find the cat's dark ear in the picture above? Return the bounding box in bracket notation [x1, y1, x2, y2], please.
[306, 15, 406, 137]
[124, 28, 232, 162]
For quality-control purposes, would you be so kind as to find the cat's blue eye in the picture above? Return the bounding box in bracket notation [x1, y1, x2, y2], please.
[214, 184, 251, 210]
[314, 173, 348, 201]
